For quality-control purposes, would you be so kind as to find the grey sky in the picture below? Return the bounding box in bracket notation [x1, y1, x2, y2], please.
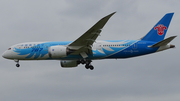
[0, 0, 180, 101]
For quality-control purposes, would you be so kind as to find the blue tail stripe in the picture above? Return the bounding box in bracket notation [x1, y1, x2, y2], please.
[141, 13, 174, 42]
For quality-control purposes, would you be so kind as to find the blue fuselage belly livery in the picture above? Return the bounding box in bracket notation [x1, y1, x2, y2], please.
[2, 12, 176, 70]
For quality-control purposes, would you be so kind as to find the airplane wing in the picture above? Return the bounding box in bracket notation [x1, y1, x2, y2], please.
[68, 12, 116, 58]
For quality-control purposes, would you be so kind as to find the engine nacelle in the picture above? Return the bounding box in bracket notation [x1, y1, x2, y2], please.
[60, 60, 79, 68]
[48, 46, 68, 58]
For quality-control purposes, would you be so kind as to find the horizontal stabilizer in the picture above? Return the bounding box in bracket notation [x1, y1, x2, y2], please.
[149, 36, 177, 47]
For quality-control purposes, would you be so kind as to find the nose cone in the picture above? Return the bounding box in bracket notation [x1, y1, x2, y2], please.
[2, 51, 8, 59]
[2, 51, 13, 59]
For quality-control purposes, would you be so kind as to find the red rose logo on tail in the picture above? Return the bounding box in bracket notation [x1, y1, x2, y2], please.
[154, 24, 167, 36]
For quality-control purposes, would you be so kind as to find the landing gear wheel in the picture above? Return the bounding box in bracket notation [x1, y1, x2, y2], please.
[81, 59, 94, 70]
[85, 64, 89, 69]
[16, 64, 20, 67]
[81, 60, 86, 64]
[89, 65, 94, 70]
[85, 65, 94, 70]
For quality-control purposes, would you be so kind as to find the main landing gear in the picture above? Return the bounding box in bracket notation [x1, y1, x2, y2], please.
[78, 60, 94, 70]
[85, 64, 94, 70]
[14, 59, 20, 67]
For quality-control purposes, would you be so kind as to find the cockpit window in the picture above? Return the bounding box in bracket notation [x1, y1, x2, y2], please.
[8, 48, 11, 50]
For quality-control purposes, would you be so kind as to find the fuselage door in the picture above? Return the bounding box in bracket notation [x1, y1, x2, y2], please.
[95, 43, 102, 50]
[44, 44, 49, 51]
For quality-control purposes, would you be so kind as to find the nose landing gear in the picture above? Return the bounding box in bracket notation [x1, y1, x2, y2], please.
[14, 59, 20, 67]
[16, 64, 20, 67]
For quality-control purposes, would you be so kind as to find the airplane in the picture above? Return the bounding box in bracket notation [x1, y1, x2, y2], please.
[2, 12, 176, 70]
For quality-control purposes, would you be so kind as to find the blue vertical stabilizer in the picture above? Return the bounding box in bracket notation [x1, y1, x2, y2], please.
[141, 13, 174, 42]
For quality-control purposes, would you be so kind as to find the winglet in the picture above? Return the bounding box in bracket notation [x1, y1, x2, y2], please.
[102, 12, 116, 19]
[94, 12, 116, 30]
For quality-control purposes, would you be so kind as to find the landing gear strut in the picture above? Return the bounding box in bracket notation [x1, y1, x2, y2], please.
[14, 59, 20, 67]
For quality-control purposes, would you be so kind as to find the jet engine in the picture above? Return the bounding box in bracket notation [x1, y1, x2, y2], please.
[60, 60, 79, 67]
[48, 46, 71, 58]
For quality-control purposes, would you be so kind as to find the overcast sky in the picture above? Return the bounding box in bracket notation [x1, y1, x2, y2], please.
[0, 0, 180, 101]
